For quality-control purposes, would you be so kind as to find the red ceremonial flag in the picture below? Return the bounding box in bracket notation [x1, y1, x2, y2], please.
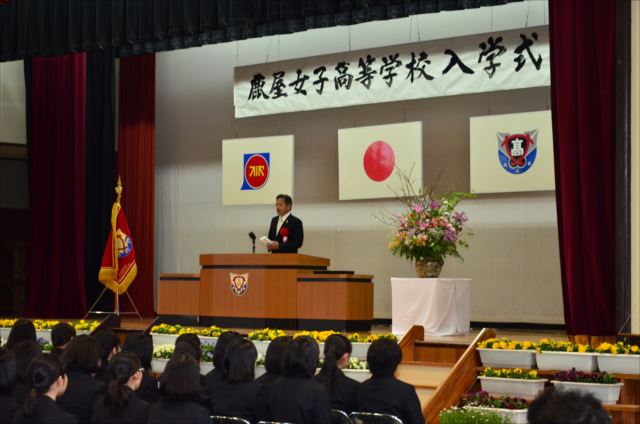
[98, 178, 137, 295]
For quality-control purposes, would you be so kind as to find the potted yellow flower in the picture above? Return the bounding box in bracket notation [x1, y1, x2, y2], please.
[595, 341, 640, 374]
[478, 367, 547, 400]
[476, 338, 537, 369]
[535, 339, 597, 372]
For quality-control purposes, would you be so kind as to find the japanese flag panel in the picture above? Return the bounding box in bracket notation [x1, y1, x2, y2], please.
[338, 121, 422, 200]
[222, 135, 294, 205]
[469, 110, 555, 193]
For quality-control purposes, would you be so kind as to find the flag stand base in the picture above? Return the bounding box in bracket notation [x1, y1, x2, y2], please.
[84, 287, 143, 320]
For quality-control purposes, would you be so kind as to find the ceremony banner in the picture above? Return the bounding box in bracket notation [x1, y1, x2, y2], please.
[469, 110, 555, 194]
[235, 26, 549, 118]
[339, 121, 422, 201]
[222, 135, 294, 205]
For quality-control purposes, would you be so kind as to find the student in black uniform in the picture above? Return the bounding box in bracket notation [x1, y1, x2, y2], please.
[355, 339, 424, 424]
[210, 338, 262, 422]
[94, 330, 121, 384]
[0, 347, 19, 424]
[91, 352, 149, 424]
[50, 323, 76, 358]
[57, 335, 107, 423]
[315, 334, 360, 414]
[14, 354, 77, 424]
[122, 333, 159, 405]
[10, 341, 42, 405]
[203, 331, 241, 394]
[266, 336, 331, 424]
[254, 335, 292, 387]
[147, 354, 210, 424]
[6, 320, 36, 350]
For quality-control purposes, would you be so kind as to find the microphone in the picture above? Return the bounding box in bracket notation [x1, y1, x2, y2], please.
[248, 232, 256, 253]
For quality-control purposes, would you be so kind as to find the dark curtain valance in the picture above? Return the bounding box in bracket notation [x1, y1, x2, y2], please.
[0, 0, 520, 61]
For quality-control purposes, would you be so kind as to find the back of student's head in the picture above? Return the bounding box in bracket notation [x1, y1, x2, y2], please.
[7, 319, 36, 349]
[528, 388, 611, 424]
[175, 333, 201, 349]
[23, 354, 67, 417]
[367, 339, 401, 378]
[12, 340, 42, 383]
[213, 331, 241, 370]
[159, 353, 202, 401]
[174, 341, 201, 363]
[51, 322, 76, 348]
[264, 335, 292, 375]
[318, 334, 352, 390]
[224, 338, 257, 384]
[122, 332, 153, 371]
[94, 329, 120, 365]
[0, 347, 17, 395]
[105, 351, 141, 417]
[284, 336, 319, 378]
[63, 334, 102, 374]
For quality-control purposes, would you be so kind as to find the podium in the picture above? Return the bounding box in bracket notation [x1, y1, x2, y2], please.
[157, 253, 373, 330]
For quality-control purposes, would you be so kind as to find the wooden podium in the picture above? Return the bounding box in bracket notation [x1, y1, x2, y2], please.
[158, 253, 374, 330]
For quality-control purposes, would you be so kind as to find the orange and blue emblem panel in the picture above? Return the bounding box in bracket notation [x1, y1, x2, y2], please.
[241, 153, 270, 190]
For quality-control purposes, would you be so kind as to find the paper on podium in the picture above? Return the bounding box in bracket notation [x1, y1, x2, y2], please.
[259, 236, 272, 246]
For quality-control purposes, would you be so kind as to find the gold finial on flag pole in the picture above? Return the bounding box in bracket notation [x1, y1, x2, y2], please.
[115, 176, 123, 204]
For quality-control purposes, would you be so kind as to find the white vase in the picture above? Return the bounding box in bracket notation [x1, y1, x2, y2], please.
[477, 348, 537, 369]
[597, 354, 640, 374]
[464, 406, 528, 424]
[478, 376, 547, 400]
[536, 351, 598, 372]
[551, 380, 624, 404]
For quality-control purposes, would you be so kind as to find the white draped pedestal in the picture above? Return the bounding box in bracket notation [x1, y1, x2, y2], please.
[391, 278, 471, 336]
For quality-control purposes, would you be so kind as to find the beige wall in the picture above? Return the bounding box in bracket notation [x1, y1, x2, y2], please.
[0, 60, 26, 145]
[154, 2, 564, 322]
[631, 0, 640, 334]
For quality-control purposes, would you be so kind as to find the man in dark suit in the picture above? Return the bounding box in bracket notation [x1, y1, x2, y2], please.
[267, 194, 303, 254]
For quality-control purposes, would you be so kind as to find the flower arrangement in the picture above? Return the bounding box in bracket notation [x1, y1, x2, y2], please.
[152, 344, 175, 360]
[256, 353, 266, 367]
[293, 330, 339, 342]
[596, 341, 640, 355]
[248, 328, 286, 341]
[439, 407, 504, 424]
[317, 357, 369, 370]
[201, 343, 215, 363]
[0, 319, 17, 328]
[150, 324, 223, 337]
[554, 368, 618, 384]
[480, 367, 539, 380]
[68, 320, 101, 332]
[537, 338, 593, 353]
[348, 333, 398, 343]
[37, 337, 53, 352]
[460, 391, 528, 410]
[477, 338, 536, 351]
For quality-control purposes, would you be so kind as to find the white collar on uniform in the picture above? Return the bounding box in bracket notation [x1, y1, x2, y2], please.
[279, 212, 291, 223]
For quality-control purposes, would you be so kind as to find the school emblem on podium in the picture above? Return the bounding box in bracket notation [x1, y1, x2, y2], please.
[497, 129, 538, 175]
[230, 273, 249, 296]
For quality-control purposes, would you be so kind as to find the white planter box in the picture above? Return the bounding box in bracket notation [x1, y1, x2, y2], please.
[551, 381, 623, 404]
[464, 406, 528, 424]
[151, 358, 168, 373]
[477, 348, 537, 369]
[343, 369, 372, 383]
[536, 351, 598, 372]
[478, 376, 547, 400]
[151, 333, 219, 347]
[255, 365, 267, 379]
[0, 327, 11, 341]
[351, 342, 370, 359]
[597, 354, 640, 375]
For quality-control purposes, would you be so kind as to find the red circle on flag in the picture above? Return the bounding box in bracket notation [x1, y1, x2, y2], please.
[244, 154, 270, 189]
[363, 141, 395, 182]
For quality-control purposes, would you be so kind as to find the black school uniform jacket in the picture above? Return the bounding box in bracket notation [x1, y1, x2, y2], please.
[91, 387, 149, 424]
[314, 370, 360, 413]
[355, 376, 424, 424]
[57, 369, 107, 424]
[14, 395, 78, 424]
[268, 214, 304, 253]
[266, 376, 331, 424]
[147, 398, 211, 424]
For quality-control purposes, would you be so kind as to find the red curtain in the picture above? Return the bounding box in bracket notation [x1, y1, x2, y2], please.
[549, 0, 616, 335]
[117, 54, 156, 317]
[26, 54, 88, 317]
